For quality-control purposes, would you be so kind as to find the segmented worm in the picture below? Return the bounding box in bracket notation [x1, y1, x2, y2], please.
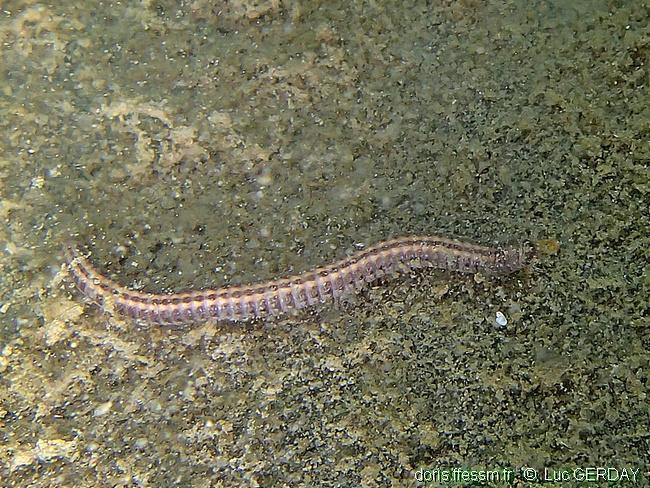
[64, 236, 527, 325]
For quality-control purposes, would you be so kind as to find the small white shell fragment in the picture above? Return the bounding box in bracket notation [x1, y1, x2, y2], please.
[93, 401, 113, 417]
[495, 311, 508, 327]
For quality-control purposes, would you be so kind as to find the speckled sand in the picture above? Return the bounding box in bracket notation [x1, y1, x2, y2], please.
[0, 1, 647, 486]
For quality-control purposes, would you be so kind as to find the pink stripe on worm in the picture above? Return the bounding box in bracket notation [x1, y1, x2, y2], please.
[64, 236, 528, 325]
